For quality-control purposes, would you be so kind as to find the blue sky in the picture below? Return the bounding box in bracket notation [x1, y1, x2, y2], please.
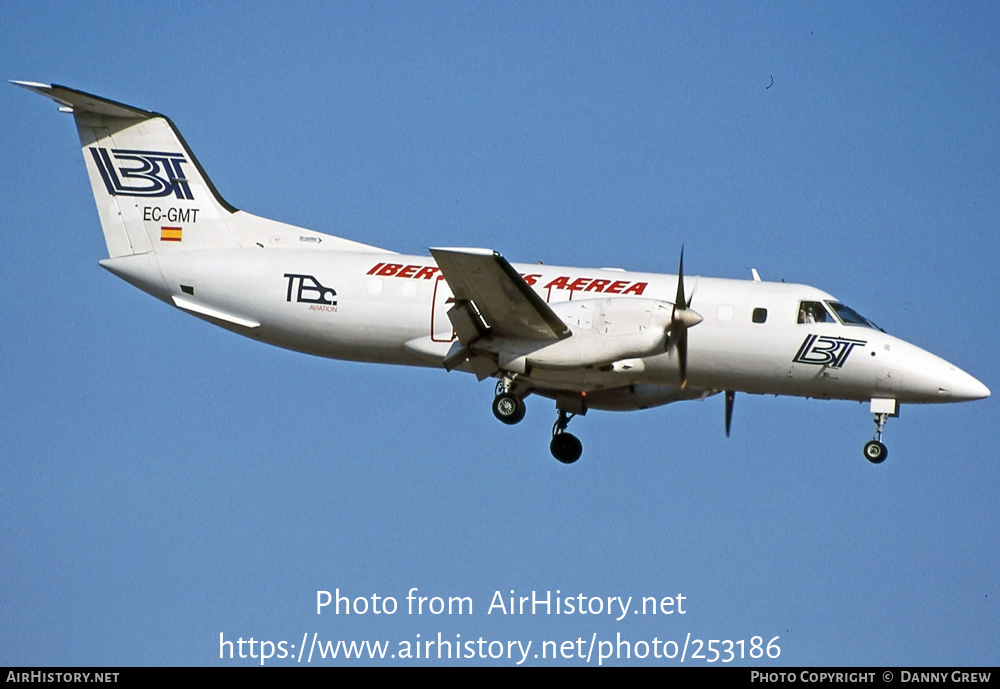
[2, 2, 997, 666]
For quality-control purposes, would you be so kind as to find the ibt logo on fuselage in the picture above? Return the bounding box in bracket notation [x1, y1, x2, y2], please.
[90, 147, 194, 200]
[793, 334, 866, 369]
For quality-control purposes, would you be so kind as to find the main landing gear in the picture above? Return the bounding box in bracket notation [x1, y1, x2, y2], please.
[492, 378, 526, 425]
[491, 391, 526, 425]
[550, 410, 582, 464]
[491, 376, 584, 464]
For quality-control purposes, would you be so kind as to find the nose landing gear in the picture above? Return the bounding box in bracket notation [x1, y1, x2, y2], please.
[863, 436, 887, 464]
[863, 398, 898, 464]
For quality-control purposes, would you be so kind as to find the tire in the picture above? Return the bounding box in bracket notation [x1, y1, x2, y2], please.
[550, 433, 583, 464]
[492, 393, 525, 425]
[863, 440, 887, 464]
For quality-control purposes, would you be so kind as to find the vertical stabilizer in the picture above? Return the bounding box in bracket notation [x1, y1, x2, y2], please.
[13, 81, 238, 258]
[15, 81, 395, 257]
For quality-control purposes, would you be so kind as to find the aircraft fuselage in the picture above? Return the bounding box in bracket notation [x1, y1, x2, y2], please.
[100, 247, 986, 409]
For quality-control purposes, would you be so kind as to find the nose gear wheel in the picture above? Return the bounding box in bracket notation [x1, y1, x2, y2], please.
[863, 440, 887, 463]
[863, 411, 891, 463]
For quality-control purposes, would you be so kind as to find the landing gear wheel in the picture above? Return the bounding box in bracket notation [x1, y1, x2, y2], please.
[550, 433, 583, 464]
[863, 440, 888, 464]
[492, 392, 526, 425]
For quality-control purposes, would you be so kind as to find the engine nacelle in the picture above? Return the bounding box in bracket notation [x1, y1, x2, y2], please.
[483, 298, 675, 371]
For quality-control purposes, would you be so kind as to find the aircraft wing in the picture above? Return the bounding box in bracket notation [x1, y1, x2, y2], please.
[430, 248, 571, 341]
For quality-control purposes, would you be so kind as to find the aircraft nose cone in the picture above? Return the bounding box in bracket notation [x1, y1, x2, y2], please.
[946, 368, 990, 401]
[892, 340, 989, 403]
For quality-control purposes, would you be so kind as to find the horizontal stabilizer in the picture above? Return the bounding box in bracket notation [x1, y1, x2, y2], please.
[11, 81, 155, 119]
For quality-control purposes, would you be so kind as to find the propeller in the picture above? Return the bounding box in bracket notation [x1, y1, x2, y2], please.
[725, 390, 735, 437]
[666, 246, 703, 387]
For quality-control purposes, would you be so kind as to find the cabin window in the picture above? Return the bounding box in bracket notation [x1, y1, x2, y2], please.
[752, 307, 767, 323]
[797, 300, 834, 324]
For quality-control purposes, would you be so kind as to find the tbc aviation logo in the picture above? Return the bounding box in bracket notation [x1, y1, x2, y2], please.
[284, 273, 337, 308]
[793, 334, 866, 368]
[89, 148, 194, 200]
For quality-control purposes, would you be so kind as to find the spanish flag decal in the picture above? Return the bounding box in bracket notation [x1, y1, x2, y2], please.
[160, 226, 183, 242]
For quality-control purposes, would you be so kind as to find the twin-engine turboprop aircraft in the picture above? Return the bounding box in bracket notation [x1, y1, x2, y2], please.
[16, 81, 990, 464]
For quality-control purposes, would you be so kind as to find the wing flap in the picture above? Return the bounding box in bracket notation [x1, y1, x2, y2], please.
[430, 248, 571, 342]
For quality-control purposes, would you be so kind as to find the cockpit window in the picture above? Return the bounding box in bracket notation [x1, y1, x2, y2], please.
[826, 301, 883, 331]
[797, 301, 834, 324]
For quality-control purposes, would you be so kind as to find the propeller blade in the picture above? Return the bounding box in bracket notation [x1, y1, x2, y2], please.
[674, 246, 687, 309]
[677, 327, 688, 387]
[725, 390, 735, 437]
[668, 246, 700, 387]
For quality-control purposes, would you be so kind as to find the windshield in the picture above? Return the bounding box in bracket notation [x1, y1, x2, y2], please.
[797, 301, 835, 324]
[826, 301, 884, 331]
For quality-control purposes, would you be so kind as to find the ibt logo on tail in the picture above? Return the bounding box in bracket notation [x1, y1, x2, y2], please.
[89, 148, 194, 200]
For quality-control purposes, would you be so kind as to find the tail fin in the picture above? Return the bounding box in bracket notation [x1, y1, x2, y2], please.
[13, 81, 391, 257]
[13, 82, 242, 257]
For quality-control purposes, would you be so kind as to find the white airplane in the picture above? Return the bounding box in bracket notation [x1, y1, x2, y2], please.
[16, 81, 990, 465]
